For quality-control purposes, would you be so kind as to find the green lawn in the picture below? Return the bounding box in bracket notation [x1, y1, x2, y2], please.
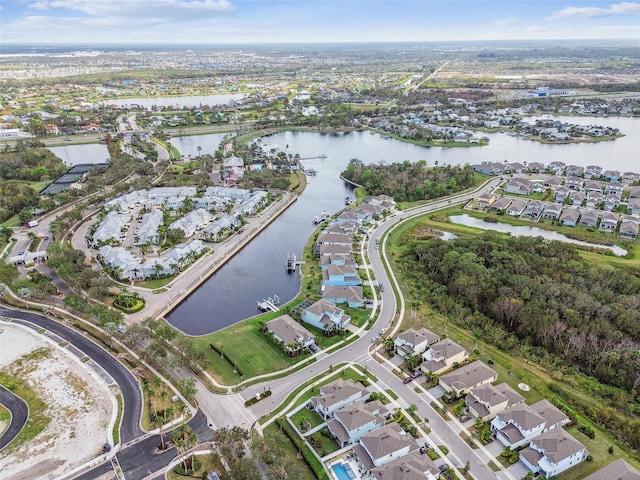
[291, 408, 325, 431]
[0, 403, 10, 433]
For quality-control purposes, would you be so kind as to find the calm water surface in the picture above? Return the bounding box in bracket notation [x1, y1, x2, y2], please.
[49, 116, 640, 334]
[48, 143, 110, 166]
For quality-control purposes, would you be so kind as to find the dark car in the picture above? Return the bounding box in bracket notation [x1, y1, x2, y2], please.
[378, 283, 384, 292]
[403, 377, 413, 384]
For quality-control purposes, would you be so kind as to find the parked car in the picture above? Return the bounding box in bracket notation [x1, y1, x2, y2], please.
[403, 377, 413, 384]
[371, 336, 379, 343]
[378, 283, 384, 292]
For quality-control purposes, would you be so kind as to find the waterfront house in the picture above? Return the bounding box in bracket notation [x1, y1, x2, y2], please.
[394, 328, 440, 358]
[585, 165, 603, 179]
[522, 200, 545, 218]
[490, 197, 511, 212]
[265, 314, 315, 355]
[320, 254, 358, 271]
[353, 423, 418, 473]
[548, 161, 566, 174]
[302, 299, 352, 332]
[316, 232, 353, 247]
[600, 212, 620, 233]
[527, 162, 545, 173]
[579, 210, 600, 228]
[506, 199, 527, 217]
[541, 202, 562, 220]
[582, 459, 640, 480]
[507, 162, 526, 174]
[620, 217, 639, 240]
[311, 379, 370, 420]
[566, 165, 585, 177]
[559, 208, 580, 226]
[319, 243, 353, 257]
[504, 179, 534, 196]
[322, 264, 361, 286]
[327, 400, 389, 447]
[624, 171, 640, 182]
[583, 180, 604, 193]
[466, 382, 525, 421]
[322, 285, 364, 308]
[364, 194, 396, 211]
[491, 399, 570, 449]
[476, 191, 497, 208]
[326, 221, 359, 237]
[520, 428, 588, 479]
[421, 338, 469, 375]
[352, 203, 383, 222]
[439, 360, 497, 396]
[564, 176, 583, 190]
[603, 170, 621, 181]
[335, 211, 361, 225]
[369, 450, 440, 480]
[472, 163, 504, 176]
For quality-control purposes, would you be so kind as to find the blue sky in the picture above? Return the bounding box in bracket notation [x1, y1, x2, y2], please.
[1, 0, 640, 45]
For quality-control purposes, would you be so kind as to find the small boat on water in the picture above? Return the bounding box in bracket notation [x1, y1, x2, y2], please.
[345, 197, 354, 205]
[313, 210, 329, 224]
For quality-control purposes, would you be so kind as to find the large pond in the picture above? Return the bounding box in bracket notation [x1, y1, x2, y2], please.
[169, 133, 228, 158]
[48, 143, 110, 166]
[98, 93, 246, 110]
[49, 115, 640, 334]
[449, 214, 628, 256]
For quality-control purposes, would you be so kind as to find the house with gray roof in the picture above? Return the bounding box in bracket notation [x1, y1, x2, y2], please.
[369, 449, 439, 480]
[203, 214, 241, 242]
[204, 185, 251, 201]
[582, 459, 640, 480]
[541, 202, 562, 220]
[327, 400, 389, 447]
[311, 379, 370, 420]
[490, 197, 511, 212]
[629, 198, 640, 216]
[170, 208, 214, 238]
[134, 209, 163, 246]
[583, 180, 604, 193]
[319, 243, 353, 257]
[466, 382, 525, 420]
[491, 399, 570, 449]
[322, 285, 364, 308]
[394, 328, 440, 359]
[265, 314, 315, 355]
[353, 423, 418, 473]
[93, 211, 128, 247]
[620, 217, 639, 241]
[322, 264, 361, 286]
[559, 207, 580, 226]
[98, 245, 141, 280]
[301, 299, 351, 333]
[522, 200, 545, 218]
[564, 176, 583, 190]
[520, 428, 588, 479]
[504, 179, 534, 196]
[506, 199, 527, 217]
[439, 360, 497, 396]
[600, 211, 620, 232]
[421, 338, 469, 375]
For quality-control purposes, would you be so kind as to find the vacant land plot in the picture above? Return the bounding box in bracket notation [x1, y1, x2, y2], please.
[0, 323, 113, 479]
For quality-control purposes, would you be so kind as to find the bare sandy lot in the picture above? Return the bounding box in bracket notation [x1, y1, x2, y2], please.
[0, 323, 114, 479]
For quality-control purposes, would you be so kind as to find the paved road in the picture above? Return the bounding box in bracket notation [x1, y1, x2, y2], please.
[0, 306, 144, 443]
[0, 384, 29, 451]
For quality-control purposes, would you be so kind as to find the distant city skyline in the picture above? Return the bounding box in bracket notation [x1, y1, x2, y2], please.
[1, 0, 640, 46]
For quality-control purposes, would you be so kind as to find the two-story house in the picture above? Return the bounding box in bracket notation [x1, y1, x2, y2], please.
[353, 423, 418, 474]
[311, 379, 370, 420]
[599, 211, 620, 233]
[394, 328, 440, 358]
[322, 264, 361, 286]
[421, 338, 469, 375]
[582, 459, 640, 480]
[321, 285, 364, 308]
[327, 400, 389, 447]
[301, 299, 352, 333]
[520, 428, 588, 479]
[369, 450, 440, 480]
[466, 382, 525, 420]
[438, 360, 497, 396]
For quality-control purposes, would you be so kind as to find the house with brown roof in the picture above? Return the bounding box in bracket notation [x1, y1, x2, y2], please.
[327, 400, 389, 447]
[466, 382, 525, 420]
[421, 338, 469, 375]
[490, 197, 512, 212]
[583, 180, 604, 193]
[264, 314, 315, 355]
[439, 360, 497, 396]
[543, 176, 563, 188]
[491, 399, 570, 449]
[476, 191, 497, 208]
[353, 423, 418, 473]
[582, 459, 640, 480]
[527, 162, 545, 173]
[311, 379, 370, 419]
[394, 328, 440, 358]
[369, 450, 440, 480]
[520, 428, 588, 479]
[629, 198, 640, 216]
[569, 190, 585, 205]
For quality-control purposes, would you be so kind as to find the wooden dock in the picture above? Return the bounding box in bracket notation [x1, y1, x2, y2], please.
[257, 295, 280, 312]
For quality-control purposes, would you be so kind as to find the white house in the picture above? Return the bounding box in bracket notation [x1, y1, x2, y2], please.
[353, 423, 417, 473]
[311, 379, 370, 420]
[301, 299, 351, 333]
[520, 428, 588, 479]
[394, 328, 440, 358]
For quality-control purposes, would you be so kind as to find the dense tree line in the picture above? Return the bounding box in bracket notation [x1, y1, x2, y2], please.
[0, 143, 67, 181]
[398, 231, 640, 448]
[341, 159, 478, 202]
[404, 232, 640, 391]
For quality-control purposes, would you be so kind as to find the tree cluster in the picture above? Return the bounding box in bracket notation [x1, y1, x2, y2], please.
[341, 159, 477, 202]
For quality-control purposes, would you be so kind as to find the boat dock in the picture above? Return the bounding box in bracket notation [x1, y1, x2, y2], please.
[257, 295, 280, 312]
[286, 253, 305, 273]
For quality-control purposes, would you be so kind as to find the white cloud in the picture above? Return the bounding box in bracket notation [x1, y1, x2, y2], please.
[491, 17, 519, 27]
[547, 2, 640, 20]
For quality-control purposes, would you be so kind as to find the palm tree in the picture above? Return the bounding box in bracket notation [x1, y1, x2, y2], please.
[17, 287, 31, 308]
[104, 322, 117, 349]
[0, 283, 8, 301]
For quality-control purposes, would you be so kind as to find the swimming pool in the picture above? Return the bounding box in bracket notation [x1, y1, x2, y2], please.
[331, 462, 356, 480]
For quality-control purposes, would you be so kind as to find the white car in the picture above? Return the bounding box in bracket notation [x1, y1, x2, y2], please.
[117, 324, 128, 334]
[371, 336, 379, 343]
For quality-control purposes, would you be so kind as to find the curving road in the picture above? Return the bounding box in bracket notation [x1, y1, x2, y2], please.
[0, 384, 29, 451]
[0, 306, 145, 443]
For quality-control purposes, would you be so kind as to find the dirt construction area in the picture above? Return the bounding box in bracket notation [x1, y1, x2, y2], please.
[0, 322, 114, 479]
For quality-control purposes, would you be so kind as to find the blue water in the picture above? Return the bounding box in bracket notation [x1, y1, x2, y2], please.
[331, 463, 356, 480]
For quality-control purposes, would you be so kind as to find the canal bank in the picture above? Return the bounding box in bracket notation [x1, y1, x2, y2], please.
[122, 191, 299, 326]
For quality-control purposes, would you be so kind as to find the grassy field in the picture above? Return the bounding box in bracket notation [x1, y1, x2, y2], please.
[259, 425, 316, 480]
[0, 403, 10, 433]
